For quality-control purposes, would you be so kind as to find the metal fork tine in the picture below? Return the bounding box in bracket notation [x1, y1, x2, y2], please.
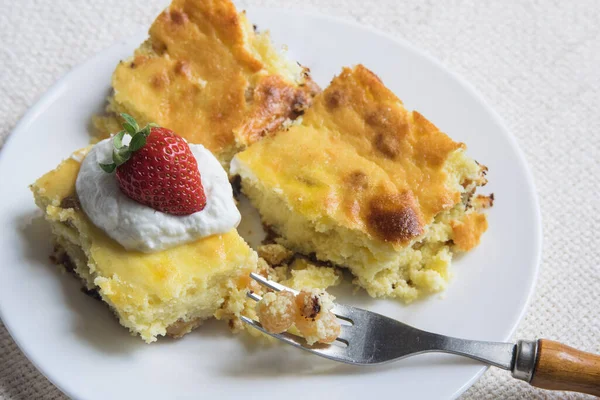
[245, 290, 353, 343]
[240, 316, 354, 364]
[249, 272, 299, 295]
[240, 316, 301, 345]
[247, 291, 262, 302]
[248, 272, 354, 324]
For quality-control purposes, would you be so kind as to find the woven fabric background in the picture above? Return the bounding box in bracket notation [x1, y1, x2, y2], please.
[1, 0, 598, 398]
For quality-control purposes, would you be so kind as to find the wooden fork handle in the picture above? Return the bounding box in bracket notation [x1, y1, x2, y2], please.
[530, 339, 600, 396]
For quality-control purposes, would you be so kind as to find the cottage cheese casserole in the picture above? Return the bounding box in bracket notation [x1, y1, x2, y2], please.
[31, 144, 258, 343]
[94, 0, 319, 168]
[232, 65, 493, 302]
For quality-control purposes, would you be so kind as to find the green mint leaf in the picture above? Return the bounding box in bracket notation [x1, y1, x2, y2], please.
[112, 130, 126, 149]
[148, 122, 160, 128]
[120, 113, 139, 132]
[123, 123, 137, 135]
[129, 133, 148, 152]
[99, 163, 117, 173]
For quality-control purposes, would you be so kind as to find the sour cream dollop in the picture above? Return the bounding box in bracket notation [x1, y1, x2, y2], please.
[75, 138, 240, 252]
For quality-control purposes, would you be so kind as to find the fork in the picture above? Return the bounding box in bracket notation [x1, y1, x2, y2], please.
[242, 273, 600, 396]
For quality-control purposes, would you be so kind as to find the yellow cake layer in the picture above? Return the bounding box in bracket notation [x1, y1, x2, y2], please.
[233, 65, 490, 302]
[31, 149, 257, 342]
[94, 0, 319, 167]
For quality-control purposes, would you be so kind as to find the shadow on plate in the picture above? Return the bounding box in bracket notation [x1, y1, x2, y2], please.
[17, 211, 143, 354]
[85, 86, 113, 137]
[222, 338, 482, 377]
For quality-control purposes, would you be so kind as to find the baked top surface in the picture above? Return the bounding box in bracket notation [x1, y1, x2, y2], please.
[31, 150, 255, 307]
[103, 0, 318, 160]
[234, 65, 479, 245]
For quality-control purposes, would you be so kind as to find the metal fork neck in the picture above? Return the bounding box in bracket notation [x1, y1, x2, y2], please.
[426, 334, 538, 382]
[424, 333, 516, 370]
[512, 340, 538, 382]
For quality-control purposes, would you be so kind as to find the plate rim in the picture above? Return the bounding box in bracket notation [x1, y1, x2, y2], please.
[0, 7, 543, 400]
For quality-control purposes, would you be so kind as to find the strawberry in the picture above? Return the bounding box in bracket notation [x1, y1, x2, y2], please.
[100, 114, 207, 216]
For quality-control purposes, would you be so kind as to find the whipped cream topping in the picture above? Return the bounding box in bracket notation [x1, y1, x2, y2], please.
[76, 138, 240, 253]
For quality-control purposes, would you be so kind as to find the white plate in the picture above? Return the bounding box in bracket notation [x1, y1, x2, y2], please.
[0, 8, 541, 400]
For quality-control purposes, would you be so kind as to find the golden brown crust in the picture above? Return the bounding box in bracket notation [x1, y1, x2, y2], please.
[98, 0, 318, 163]
[304, 65, 464, 242]
[450, 212, 488, 251]
[366, 192, 424, 243]
[238, 74, 316, 145]
[412, 111, 466, 166]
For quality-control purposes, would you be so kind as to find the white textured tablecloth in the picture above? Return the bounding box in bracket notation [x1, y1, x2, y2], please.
[1, 0, 598, 398]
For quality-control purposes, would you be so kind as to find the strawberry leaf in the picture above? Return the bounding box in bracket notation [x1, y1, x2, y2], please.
[115, 148, 132, 166]
[120, 113, 139, 132]
[129, 133, 148, 152]
[99, 114, 161, 173]
[99, 163, 117, 173]
[123, 123, 137, 135]
[139, 125, 151, 138]
[112, 130, 126, 149]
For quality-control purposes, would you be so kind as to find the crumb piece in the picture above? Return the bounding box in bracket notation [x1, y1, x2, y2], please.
[255, 257, 285, 284]
[256, 257, 269, 275]
[257, 244, 294, 266]
[256, 291, 297, 333]
[228, 317, 244, 332]
[271, 265, 289, 283]
[296, 310, 340, 345]
[471, 193, 494, 210]
[255, 288, 341, 345]
[294, 289, 340, 345]
[282, 258, 341, 290]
